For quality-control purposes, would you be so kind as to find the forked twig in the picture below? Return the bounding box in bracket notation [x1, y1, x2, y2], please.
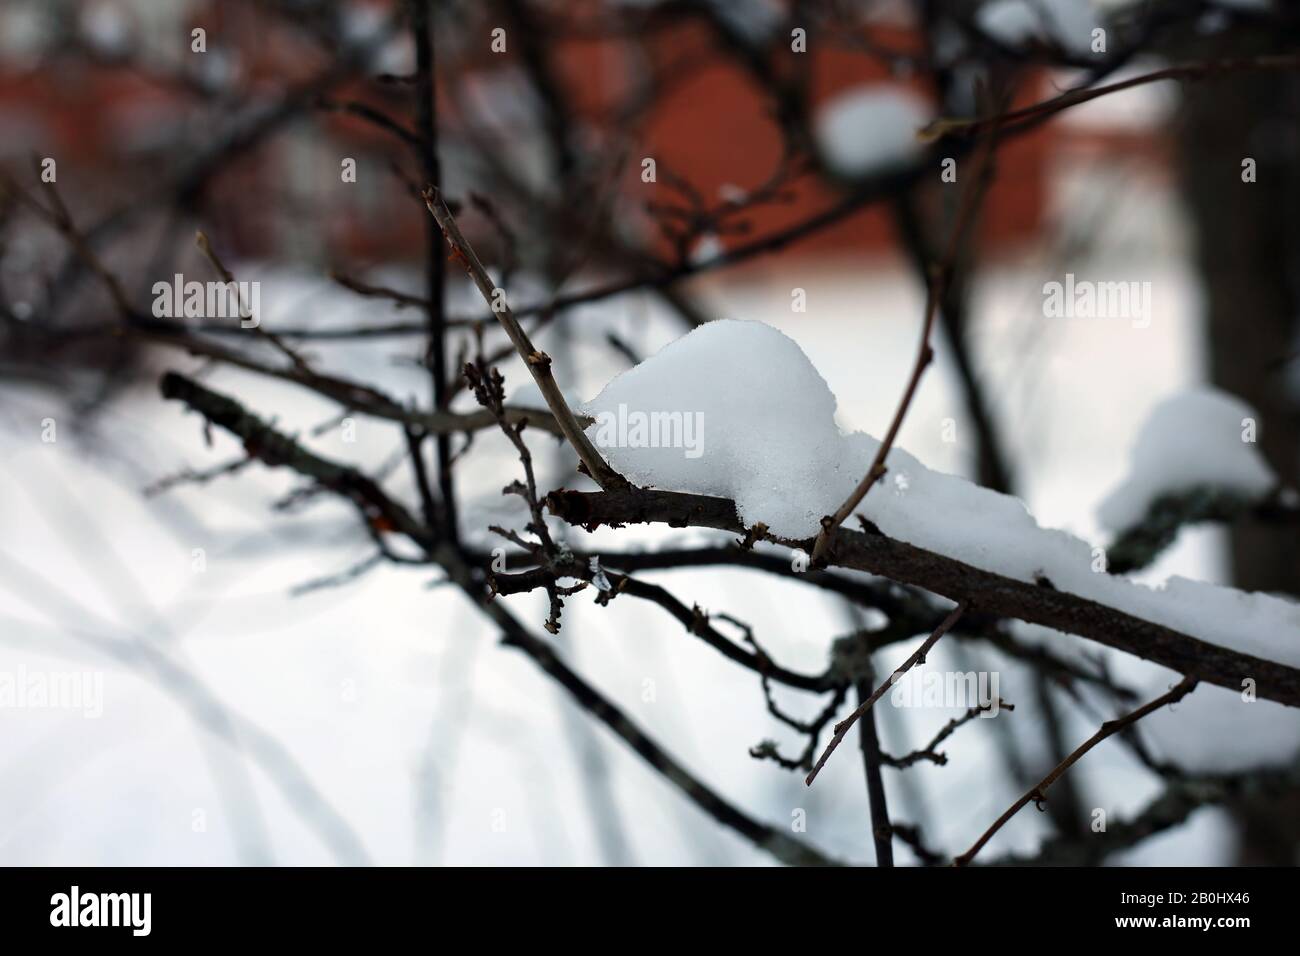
[805, 602, 967, 786]
[422, 186, 628, 491]
[881, 698, 1014, 769]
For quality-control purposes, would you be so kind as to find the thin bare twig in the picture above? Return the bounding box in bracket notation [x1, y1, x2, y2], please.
[422, 186, 628, 490]
[195, 230, 308, 370]
[881, 699, 1014, 769]
[810, 93, 1004, 565]
[466, 357, 575, 633]
[328, 270, 441, 313]
[951, 676, 1198, 867]
[1, 165, 132, 316]
[923, 53, 1300, 143]
[806, 602, 968, 786]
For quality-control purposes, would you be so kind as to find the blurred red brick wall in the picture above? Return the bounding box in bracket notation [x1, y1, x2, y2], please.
[0, 2, 1136, 269]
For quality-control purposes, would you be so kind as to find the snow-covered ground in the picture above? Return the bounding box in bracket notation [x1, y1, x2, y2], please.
[2, 152, 1298, 865]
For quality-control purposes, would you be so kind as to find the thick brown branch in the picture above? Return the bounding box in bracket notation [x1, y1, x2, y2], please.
[544, 486, 1300, 708]
[1106, 485, 1297, 575]
[159, 372, 432, 550]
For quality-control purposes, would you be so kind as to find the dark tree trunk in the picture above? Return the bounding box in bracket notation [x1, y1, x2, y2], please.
[1176, 34, 1300, 598]
[1175, 27, 1300, 866]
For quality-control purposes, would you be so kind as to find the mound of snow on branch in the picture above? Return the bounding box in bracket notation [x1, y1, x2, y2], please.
[582, 320, 1300, 665]
[814, 86, 931, 177]
[1097, 388, 1277, 531]
[582, 321, 871, 536]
